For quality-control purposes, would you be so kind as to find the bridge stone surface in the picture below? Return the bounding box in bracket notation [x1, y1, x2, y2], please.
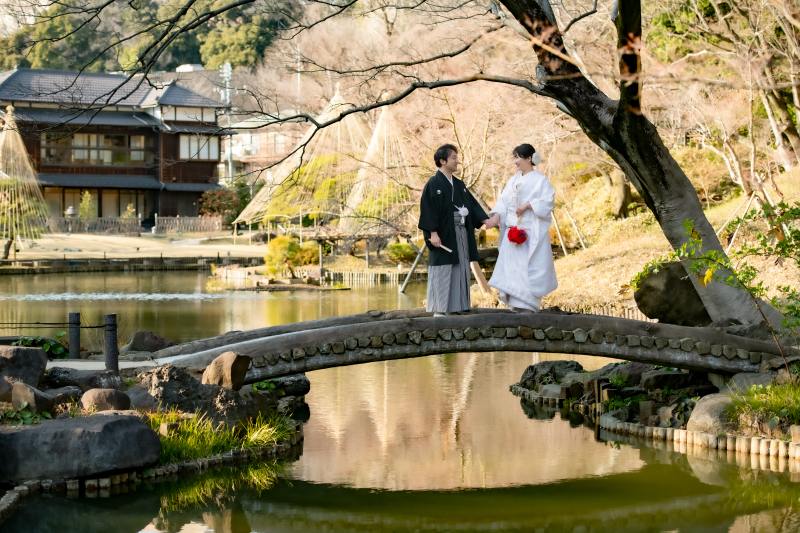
[157, 309, 790, 382]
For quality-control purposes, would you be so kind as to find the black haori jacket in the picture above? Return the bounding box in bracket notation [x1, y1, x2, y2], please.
[418, 171, 488, 266]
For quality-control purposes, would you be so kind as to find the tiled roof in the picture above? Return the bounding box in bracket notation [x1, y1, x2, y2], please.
[160, 123, 235, 135]
[1, 107, 162, 127]
[162, 183, 220, 192]
[156, 84, 225, 108]
[0, 68, 226, 109]
[37, 174, 163, 189]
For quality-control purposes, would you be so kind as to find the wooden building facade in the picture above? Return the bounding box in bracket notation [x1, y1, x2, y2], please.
[0, 68, 233, 223]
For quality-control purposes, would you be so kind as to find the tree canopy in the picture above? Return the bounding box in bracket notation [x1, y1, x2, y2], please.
[0, 0, 297, 71]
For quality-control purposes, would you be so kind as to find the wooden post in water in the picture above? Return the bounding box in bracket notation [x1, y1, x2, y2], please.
[104, 313, 119, 374]
[69, 312, 80, 359]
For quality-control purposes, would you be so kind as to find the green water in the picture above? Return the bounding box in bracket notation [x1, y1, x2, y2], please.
[1, 272, 798, 532]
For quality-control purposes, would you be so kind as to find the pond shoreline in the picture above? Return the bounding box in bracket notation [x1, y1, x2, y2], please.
[510, 383, 800, 470]
[0, 424, 304, 525]
[0, 256, 264, 276]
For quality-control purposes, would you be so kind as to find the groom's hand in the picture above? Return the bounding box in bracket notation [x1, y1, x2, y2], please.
[430, 232, 441, 248]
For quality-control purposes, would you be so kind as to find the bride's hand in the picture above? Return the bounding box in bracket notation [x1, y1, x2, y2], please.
[515, 202, 531, 218]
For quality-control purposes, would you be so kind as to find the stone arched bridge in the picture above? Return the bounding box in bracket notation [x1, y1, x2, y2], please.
[153, 309, 790, 382]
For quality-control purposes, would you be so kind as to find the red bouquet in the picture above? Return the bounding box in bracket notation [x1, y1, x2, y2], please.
[508, 226, 528, 244]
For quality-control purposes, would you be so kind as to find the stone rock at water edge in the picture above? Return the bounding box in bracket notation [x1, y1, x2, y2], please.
[11, 382, 55, 414]
[727, 373, 773, 393]
[201, 351, 252, 391]
[46, 386, 82, 404]
[520, 360, 584, 389]
[686, 393, 736, 435]
[137, 364, 259, 428]
[613, 362, 654, 387]
[0, 411, 160, 483]
[268, 374, 311, 397]
[119, 331, 176, 354]
[641, 370, 706, 392]
[81, 388, 132, 412]
[0, 346, 48, 402]
[43, 368, 123, 392]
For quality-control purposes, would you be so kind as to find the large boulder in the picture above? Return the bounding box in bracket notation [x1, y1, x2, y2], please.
[238, 388, 280, 417]
[686, 393, 736, 435]
[82, 388, 131, 412]
[727, 372, 773, 393]
[0, 346, 48, 401]
[710, 318, 774, 342]
[201, 351, 251, 391]
[137, 364, 259, 428]
[634, 261, 712, 327]
[269, 373, 311, 397]
[613, 362, 654, 386]
[520, 360, 584, 389]
[12, 383, 55, 414]
[588, 362, 626, 381]
[641, 370, 704, 391]
[43, 368, 123, 392]
[47, 385, 83, 404]
[120, 331, 176, 354]
[0, 410, 160, 483]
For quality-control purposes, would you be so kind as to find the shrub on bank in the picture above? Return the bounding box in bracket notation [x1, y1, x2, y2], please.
[144, 408, 295, 465]
[728, 380, 800, 437]
[294, 241, 319, 267]
[386, 243, 417, 264]
[263, 237, 318, 274]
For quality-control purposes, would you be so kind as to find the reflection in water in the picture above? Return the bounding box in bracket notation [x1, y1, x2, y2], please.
[295, 352, 641, 490]
[9, 456, 800, 532]
[4, 273, 800, 531]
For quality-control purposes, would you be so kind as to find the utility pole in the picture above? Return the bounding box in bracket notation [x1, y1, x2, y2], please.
[220, 62, 234, 185]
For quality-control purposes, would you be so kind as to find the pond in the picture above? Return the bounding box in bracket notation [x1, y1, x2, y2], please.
[1, 272, 798, 532]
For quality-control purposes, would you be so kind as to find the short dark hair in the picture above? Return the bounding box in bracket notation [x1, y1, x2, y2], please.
[434, 144, 458, 168]
[512, 143, 536, 160]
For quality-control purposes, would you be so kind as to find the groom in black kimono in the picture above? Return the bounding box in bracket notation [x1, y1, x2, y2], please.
[418, 144, 493, 316]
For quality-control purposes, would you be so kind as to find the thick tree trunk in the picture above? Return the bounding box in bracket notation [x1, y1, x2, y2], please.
[500, 0, 783, 327]
[2, 239, 11, 260]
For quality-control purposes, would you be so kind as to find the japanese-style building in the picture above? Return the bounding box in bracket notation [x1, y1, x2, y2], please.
[0, 67, 233, 222]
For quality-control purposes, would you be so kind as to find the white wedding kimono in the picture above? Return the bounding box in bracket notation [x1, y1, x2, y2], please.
[488, 170, 558, 311]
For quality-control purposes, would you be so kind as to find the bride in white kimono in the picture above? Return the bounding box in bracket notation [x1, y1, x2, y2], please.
[486, 144, 558, 312]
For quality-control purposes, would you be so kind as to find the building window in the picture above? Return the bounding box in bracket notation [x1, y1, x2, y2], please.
[162, 107, 216, 122]
[268, 132, 285, 156]
[179, 135, 220, 160]
[41, 133, 154, 167]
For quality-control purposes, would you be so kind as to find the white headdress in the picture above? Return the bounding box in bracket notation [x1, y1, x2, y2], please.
[532, 152, 542, 166]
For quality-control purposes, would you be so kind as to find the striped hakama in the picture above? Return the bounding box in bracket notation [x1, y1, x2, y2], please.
[426, 212, 471, 313]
